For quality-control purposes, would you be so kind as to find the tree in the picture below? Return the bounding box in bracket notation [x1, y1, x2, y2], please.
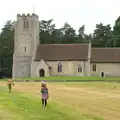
[39, 19, 56, 44]
[61, 22, 77, 43]
[78, 25, 85, 39]
[92, 23, 113, 47]
[113, 16, 120, 47]
[51, 29, 63, 44]
[77, 25, 91, 43]
[0, 20, 14, 77]
[84, 34, 92, 43]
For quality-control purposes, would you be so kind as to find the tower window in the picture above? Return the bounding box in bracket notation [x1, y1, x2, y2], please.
[24, 47, 26, 52]
[23, 21, 28, 29]
[23, 21, 26, 28]
[26, 21, 28, 28]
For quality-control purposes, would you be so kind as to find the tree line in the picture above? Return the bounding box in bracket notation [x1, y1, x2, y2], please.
[1, 16, 120, 77]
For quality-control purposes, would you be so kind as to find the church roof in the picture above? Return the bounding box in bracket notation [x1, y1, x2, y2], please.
[34, 44, 89, 61]
[34, 44, 120, 63]
[91, 48, 120, 63]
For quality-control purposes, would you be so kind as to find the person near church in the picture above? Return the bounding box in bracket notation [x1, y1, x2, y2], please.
[7, 78, 14, 92]
[40, 82, 49, 107]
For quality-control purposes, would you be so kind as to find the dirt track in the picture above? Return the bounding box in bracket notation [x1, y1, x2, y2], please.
[1, 82, 120, 120]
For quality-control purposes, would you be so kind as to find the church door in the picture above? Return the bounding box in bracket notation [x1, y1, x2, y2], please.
[39, 69, 45, 77]
[101, 72, 104, 77]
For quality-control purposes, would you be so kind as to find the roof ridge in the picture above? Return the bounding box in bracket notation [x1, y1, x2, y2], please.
[92, 48, 120, 49]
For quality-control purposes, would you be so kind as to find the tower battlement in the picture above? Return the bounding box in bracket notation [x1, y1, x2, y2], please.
[17, 13, 38, 18]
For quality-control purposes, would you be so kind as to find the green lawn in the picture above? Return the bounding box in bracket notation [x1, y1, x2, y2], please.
[0, 87, 77, 120]
[0, 86, 103, 120]
[3, 76, 120, 81]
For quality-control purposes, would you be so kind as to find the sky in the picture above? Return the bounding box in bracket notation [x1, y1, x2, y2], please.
[0, 0, 120, 34]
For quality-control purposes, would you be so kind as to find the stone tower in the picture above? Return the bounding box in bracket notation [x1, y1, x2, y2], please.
[12, 13, 39, 78]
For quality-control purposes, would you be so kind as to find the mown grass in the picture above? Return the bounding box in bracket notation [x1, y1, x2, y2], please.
[1, 76, 120, 81]
[53, 82, 120, 89]
[0, 87, 78, 120]
[0, 86, 104, 120]
[1, 81, 120, 120]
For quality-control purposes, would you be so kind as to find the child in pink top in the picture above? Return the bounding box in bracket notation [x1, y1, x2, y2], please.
[41, 82, 49, 107]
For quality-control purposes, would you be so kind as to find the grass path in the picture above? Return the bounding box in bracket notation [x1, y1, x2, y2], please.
[1, 82, 120, 120]
[0, 86, 81, 120]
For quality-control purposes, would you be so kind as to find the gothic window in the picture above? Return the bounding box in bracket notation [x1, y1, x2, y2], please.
[57, 63, 62, 72]
[24, 47, 26, 52]
[78, 65, 82, 73]
[92, 64, 96, 72]
[23, 21, 26, 28]
[23, 21, 28, 29]
[26, 21, 28, 28]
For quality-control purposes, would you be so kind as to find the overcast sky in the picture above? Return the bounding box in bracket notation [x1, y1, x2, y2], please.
[0, 0, 120, 34]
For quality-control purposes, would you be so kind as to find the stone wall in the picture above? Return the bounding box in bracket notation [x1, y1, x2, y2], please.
[31, 60, 89, 77]
[91, 63, 120, 76]
[12, 54, 31, 78]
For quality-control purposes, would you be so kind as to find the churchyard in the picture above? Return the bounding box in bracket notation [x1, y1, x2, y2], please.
[0, 80, 120, 120]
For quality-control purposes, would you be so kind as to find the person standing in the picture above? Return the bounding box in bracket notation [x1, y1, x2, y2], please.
[41, 82, 49, 107]
[7, 78, 14, 92]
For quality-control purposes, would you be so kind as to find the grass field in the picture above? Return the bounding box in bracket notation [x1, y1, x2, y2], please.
[0, 82, 120, 120]
[1, 76, 120, 81]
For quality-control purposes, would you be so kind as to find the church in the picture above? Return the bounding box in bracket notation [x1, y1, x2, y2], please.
[12, 13, 120, 78]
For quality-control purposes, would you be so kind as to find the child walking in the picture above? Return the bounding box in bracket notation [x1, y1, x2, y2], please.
[41, 82, 49, 107]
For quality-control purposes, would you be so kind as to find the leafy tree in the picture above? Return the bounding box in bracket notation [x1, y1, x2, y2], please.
[92, 23, 113, 47]
[51, 29, 63, 44]
[78, 25, 85, 39]
[0, 20, 14, 77]
[61, 22, 77, 43]
[84, 34, 92, 43]
[77, 25, 91, 43]
[113, 16, 120, 47]
[39, 19, 56, 44]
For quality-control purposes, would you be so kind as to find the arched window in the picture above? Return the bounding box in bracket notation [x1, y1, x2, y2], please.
[92, 64, 96, 72]
[57, 63, 62, 72]
[23, 21, 28, 29]
[26, 21, 28, 28]
[78, 65, 82, 73]
[23, 21, 26, 28]
[24, 47, 26, 52]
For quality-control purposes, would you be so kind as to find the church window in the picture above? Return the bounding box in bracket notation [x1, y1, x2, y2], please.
[24, 47, 26, 52]
[26, 21, 28, 28]
[23, 21, 28, 29]
[92, 64, 96, 72]
[57, 63, 62, 72]
[23, 21, 26, 28]
[78, 65, 82, 72]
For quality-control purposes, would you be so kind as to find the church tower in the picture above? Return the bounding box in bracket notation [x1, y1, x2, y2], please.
[12, 13, 39, 78]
